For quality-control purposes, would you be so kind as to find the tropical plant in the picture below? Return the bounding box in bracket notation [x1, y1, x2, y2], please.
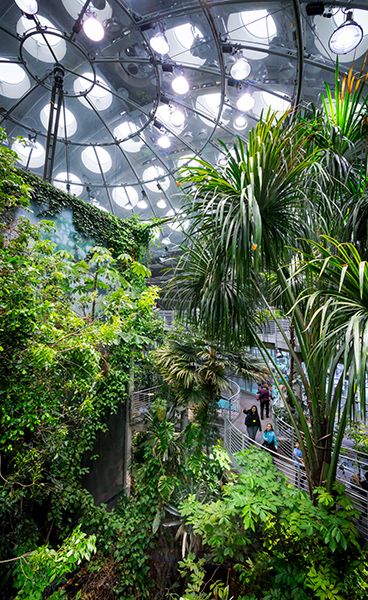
[168, 70, 368, 494]
[154, 325, 268, 436]
[177, 448, 367, 600]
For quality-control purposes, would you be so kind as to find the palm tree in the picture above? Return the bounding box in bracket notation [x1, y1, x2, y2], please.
[167, 71, 368, 494]
[154, 327, 268, 438]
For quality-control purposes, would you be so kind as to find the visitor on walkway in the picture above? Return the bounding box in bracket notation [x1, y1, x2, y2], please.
[262, 423, 278, 452]
[257, 384, 271, 420]
[293, 441, 305, 486]
[243, 405, 261, 440]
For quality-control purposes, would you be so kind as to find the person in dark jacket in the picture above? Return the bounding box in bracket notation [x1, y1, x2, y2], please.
[243, 405, 261, 440]
[258, 384, 271, 420]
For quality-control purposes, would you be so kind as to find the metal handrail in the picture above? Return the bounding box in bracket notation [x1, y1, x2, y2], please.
[223, 416, 368, 540]
[132, 385, 368, 538]
[274, 414, 368, 470]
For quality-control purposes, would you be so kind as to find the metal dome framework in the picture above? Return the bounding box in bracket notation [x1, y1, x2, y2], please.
[0, 0, 367, 247]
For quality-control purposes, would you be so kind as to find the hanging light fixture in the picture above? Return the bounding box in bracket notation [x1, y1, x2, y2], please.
[230, 53, 251, 81]
[233, 114, 248, 131]
[172, 74, 189, 95]
[14, 0, 38, 14]
[329, 11, 363, 55]
[83, 13, 105, 42]
[169, 106, 186, 127]
[150, 31, 170, 55]
[157, 134, 171, 149]
[236, 92, 254, 112]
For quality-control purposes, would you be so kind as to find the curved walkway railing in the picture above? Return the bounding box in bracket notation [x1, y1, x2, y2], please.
[132, 386, 368, 539]
[218, 379, 240, 419]
[223, 416, 368, 540]
[275, 414, 368, 484]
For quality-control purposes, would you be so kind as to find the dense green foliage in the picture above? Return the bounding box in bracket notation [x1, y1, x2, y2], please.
[0, 132, 31, 217]
[0, 215, 161, 595]
[154, 326, 268, 438]
[176, 448, 368, 600]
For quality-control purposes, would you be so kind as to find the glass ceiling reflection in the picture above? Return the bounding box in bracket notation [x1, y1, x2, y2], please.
[0, 0, 367, 249]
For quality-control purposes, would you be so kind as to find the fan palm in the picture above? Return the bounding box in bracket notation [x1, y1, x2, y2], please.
[154, 327, 268, 434]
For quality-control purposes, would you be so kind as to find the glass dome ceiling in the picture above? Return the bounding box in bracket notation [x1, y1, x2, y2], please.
[0, 0, 367, 248]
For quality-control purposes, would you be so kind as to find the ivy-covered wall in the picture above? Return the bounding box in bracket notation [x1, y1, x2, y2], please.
[19, 170, 156, 260]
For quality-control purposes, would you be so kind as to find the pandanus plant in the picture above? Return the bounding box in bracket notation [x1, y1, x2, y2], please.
[168, 66, 368, 495]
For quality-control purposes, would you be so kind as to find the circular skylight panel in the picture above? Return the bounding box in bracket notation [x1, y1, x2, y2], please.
[227, 10, 275, 60]
[137, 199, 148, 210]
[166, 209, 189, 232]
[81, 146, 112, 173]
[196, 93, 224, 125]
[166, 23, 206, 66]
[114, 121, 144, 153]
[156, 199, 167, 209]
[112, 186, 138, 209]
[61, 0, 112, 21]
[156, 104, 186, 131]
[74, 73, 112, 111]
[236, 92, 255, 112]
[12, 139, 45, 168]
[241, 10, 277, 39]
[0, 58, 30, 98]
[251, 91, 290, 118]
[261, 91, 290, 113]
[143, 166, 170, 192]
[17, 16, 66, 62]
[53, 172, 83, 196]
[40, 104, 77, 137]
[15, 0, 38, 14]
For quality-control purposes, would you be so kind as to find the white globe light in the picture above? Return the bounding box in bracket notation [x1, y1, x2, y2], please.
[15, 0, 38, 14]
[236, 92, 255, 112]
[329, 17, 363, 54]
[172, 75, 189, 95]
[150, 32, 170, 55]
[170, 107, 185, 127]
[233, 115, 248, 130]
[83, 15, 104, 41]
[157, 134, 171, 149]
[230, 57, 251, 81]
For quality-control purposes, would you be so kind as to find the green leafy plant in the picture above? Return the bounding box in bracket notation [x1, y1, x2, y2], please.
[13, 526, 96, 600]
[178, 447, 367, 599]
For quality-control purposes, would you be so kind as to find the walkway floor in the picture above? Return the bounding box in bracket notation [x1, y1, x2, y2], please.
[231, 388, 273, 444]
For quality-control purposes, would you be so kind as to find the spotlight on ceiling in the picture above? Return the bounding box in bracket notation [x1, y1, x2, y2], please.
[172, 74, 189, 95]
[14, 0, 38, 15]
[150, 31, 170, 55]
[230, 53, 251, 81]
[236, 92, 254, 112]
[83, 13, 105, 42]
[329, 11, 363, 55]
[169, 106, 186, 127]
[233, 114, 248, 131]
[157, 134, 171, 149]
